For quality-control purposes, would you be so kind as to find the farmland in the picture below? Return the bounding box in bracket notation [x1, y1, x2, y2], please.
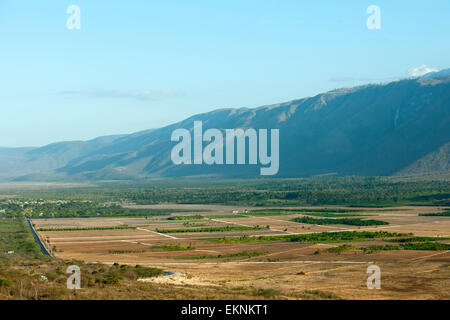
[30, 203, 450, 300]
[1, 178, 450, 300]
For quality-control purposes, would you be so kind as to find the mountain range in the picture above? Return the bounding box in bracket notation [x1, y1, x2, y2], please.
[1, 70, 449, 181]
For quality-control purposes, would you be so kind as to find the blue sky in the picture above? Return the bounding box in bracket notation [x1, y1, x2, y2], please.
[0, 0, 449, 147]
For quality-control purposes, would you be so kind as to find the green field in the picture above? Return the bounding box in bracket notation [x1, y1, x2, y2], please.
[0, 217, 44, 260]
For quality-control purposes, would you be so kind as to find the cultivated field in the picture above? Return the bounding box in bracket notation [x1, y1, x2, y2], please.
[31, 205, 450, 299]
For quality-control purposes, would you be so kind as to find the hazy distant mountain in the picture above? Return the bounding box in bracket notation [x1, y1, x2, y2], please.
[2, 75, 450, 180]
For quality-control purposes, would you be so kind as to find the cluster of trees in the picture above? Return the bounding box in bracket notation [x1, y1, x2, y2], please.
[386, 236, 450, 243]
[290, 217, 389, 226]
[90, 263, 163, 285]
[419, 210, 450, 217]
[37, 202, 167, 218]
[168, 215, 204, 221]
[246, 208, 371, 217]
[151, 244, 195, 251]
[115, 177, 450, 206]
[10, 176, 448, 207]
[315, 241, 450, 255]
[2, 177, 448, 212]
[108, 249, 146, 254]
[37, 226, 136, 232]
[362, 242, 450, 252]
[250, 208, 364, 214]
[156, 226, 264, 234]
[315, 244, 355, 255]
[210, 231, 409, 244]
[0, 200, 181, 218]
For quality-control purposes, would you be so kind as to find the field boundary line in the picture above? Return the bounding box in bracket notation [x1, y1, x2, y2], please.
[211, 218, 289, 233]
[120, 240, 154, 247]
[210, 218, 252, 227]
[137, 227, 179, 239]
[240, 245, 318, 261]
[410, 250, 450, 262]
[136, 260, 373, 266]
[359, 220, 450, 232]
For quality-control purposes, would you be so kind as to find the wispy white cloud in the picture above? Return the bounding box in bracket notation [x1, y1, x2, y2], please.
[408, 65, 439, 77]
[329, 66, 442, 83]
[58, 88, 185, 101]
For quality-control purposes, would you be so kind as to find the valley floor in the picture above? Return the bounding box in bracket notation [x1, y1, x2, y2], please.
[30, 205, 450, 300]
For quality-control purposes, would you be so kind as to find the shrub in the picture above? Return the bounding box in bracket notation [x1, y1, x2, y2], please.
[102, 271, 124, 285]
[134, 266, 164, 278]
[0, 278, 11, 287]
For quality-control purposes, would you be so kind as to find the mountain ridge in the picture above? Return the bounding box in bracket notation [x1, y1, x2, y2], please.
[2, 75, 450, 181]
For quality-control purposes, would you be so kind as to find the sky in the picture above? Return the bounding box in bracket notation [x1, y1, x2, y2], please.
[0, 0, 449, 147]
